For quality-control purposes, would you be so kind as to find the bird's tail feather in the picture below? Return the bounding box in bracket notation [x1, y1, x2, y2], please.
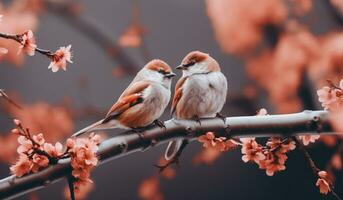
[72, 119, 111, 137]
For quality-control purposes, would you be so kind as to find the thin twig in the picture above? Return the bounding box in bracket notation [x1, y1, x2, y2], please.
[293, 137, 342, 200]
[67, 176, 75, 200]
[0, 89, 22, 109]
[0, 32, 54, 58]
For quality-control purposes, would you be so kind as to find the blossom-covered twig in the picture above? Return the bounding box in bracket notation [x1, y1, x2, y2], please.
[0, 30, 72, 72]
[0, 110, 334, 199]
[293, 137, 342, 200]
[43, 0, 139, 75]
[8, 119, 100, 200]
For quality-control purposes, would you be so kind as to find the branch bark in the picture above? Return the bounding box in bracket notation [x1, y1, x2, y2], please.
[0, 110, 334, 199]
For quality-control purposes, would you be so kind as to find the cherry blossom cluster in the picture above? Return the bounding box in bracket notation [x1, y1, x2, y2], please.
[9, 119, 100, 196]
[241, 137, 296, 176]
[66, 133, 100, 188]
[197, 132, 238, 152]
[0, 15, 72, 72]
[10, 119, 64, 177]
[317, 78, 343, 132]
[317, 79, 343, 110]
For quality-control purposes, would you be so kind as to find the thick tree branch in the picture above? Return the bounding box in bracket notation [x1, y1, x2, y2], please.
[0, 110, 334, 199]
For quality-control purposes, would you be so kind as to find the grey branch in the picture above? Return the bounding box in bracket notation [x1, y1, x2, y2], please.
[0, 110, 334, 199]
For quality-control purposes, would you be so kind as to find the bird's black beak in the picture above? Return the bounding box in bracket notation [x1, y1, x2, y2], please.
[176, 65, 185, 70]
[165, 72, 176, 78]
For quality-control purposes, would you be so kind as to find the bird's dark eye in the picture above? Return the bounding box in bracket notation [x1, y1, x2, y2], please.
[158, 69, 167, 74]
[184, 61, 196, 68]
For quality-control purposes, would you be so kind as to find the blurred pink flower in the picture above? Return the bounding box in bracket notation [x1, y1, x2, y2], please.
[192, 147, 222, 165]
[0, 133, 18, 163]
[7, 101, 74, 143]
[331, 107, 343, 132]
[247, 26, 319, 113]
[118, 24, 145, 47]
[0, 47, 8, 54]
[18, 30, 36, 56]
[138, 176, 163, 200]
[331, 153, 342, 170]
[48, 45, 73, 72]
[206, 0, 287, 54]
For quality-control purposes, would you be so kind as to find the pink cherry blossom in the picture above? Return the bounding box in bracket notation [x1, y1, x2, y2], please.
[198, 132, 217, 148]
[280, 140, 296, 152]
[298, 135, 320, 146]
[18, 30, 36, 56]
[32, 133, 45, 145]
[31, 154, 49, 173]
[68, 134, 100, 183]
[43, 142, 63, 158]
[240, 138, 266, 163]
[316, 171, 331, 194]
[198, 132, 237, 151]
[17, 135, 33, 154]
[317, 80, 343, 110]
[10, 154, 32, 177]
[48, 45, 73, 72]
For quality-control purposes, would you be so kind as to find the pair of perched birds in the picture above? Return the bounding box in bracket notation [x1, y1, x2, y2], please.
[73, 51, 228, 161]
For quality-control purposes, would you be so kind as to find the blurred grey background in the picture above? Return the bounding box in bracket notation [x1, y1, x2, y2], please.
[0, 0, 341, 200]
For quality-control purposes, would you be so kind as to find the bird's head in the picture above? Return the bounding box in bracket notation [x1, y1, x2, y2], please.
[141, 59, 176, 87]
[177, 51, 220, 76]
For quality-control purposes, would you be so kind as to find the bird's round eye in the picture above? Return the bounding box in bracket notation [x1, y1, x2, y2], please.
[158, 69, 166, 74]
[184, 61, 196, 68]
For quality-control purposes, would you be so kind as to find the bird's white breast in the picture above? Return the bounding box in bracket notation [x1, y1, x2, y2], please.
[177, 71, 227, 119]
[142, 82, 171, 120]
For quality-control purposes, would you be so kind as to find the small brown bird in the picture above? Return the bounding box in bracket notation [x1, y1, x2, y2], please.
[165, 51, 228, 160]
[73, 59, 175, 137]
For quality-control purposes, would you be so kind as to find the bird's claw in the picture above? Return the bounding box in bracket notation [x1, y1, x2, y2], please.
[154, 119, 166, 130]
[216, 112, 226, 123]
[194, 115, 202, 126]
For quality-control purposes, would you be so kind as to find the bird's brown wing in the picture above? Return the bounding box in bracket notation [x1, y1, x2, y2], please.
[171, 77, 187, 116]
[104, 81, 150, 122]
